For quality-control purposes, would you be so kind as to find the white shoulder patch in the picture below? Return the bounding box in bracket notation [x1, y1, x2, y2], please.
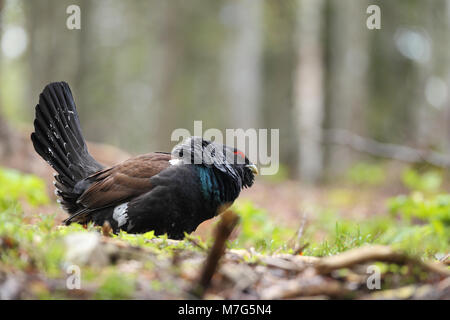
[169, 158, 183, 166]
[113, 202, 129, 227]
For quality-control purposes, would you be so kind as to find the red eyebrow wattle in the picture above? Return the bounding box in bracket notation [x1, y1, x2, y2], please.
[234, 150, 245, 158]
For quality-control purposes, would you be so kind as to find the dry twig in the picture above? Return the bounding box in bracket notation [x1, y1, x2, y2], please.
[101, 221, 113, 237]
[324, 128, 450, 168]
[190, 210, 240, 298]
[315, 245, 450, 278]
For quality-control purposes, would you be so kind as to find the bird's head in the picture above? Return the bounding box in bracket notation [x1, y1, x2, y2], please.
[171, 136, 258, 189]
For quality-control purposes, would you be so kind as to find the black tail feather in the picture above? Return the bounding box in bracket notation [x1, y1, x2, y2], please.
[31, 82, 103, 214]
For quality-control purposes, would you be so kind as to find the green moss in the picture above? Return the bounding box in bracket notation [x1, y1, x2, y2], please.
[231, 201, 294, 253]
[0, 167, 49, 208]
[94, 270, 136, 299]
[347, 162, 386, 186]
[401, 168, 443, 193]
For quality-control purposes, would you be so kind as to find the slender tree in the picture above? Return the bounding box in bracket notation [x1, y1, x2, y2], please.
[0, 0, 13, 158]
[326, 0, 369, 176]
[221, 0, 263, 130]
[446, 0, 450, 152]
[152, 1, 184, 151]
[294, 0, 325, 183]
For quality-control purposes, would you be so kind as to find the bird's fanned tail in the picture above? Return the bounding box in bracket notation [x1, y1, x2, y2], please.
[30, 82, 257, 238]
[31, 82, 103, 214]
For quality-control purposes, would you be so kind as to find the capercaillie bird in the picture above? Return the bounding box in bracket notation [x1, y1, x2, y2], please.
[31, 82, 258, 239]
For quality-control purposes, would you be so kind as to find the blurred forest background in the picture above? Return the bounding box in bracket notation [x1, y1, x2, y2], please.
[1, 0, 450, 183]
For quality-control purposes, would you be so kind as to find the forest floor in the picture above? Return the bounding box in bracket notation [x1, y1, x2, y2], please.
[0, 131, 449, 299]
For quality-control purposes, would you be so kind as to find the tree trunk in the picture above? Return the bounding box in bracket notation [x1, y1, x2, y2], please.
[326, 0, 369, 176]
[152, 1, 184, 151]
[446, 1, 450, 153]
[25, 0, 80, 110]
[221, 0, 263, 130]
[0, 0, 13, 159]
[294, 0, 325, 183]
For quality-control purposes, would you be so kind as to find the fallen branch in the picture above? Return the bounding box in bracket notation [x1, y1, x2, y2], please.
[439, 254, 449, 265]
[324, 128, 450, 168]
[260, 275, 344, 299]
[315, 245, 450, 278]
[361, 277, 450, 300]
[190, 210, 240, 298]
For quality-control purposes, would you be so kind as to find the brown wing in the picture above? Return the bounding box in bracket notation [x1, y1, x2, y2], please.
[76, 153, 171, 209]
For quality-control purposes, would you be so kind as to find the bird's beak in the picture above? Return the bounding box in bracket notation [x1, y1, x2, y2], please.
[246, 164, 259, 175]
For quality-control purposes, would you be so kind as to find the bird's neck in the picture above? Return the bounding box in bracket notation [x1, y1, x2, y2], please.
[195, 166, 241, 207]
